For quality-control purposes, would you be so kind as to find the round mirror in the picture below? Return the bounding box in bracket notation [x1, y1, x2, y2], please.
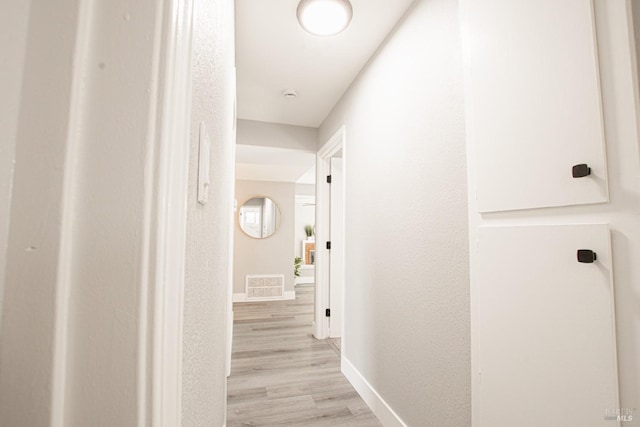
[238, 197, 282, 239]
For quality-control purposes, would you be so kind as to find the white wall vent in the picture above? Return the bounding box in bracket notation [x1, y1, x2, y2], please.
[245, 274, 285, 300]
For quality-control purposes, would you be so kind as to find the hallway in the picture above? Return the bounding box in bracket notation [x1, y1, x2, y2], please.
[227, 285, 381, 426]
[3, 1, 640, 425]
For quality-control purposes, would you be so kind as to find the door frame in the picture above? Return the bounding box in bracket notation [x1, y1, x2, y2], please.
[148, 0, 195, 424]
[314, 126, 346, 339]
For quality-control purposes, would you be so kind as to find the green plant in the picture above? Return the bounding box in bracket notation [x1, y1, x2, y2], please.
[294, 257, 302, 277]
[304, 225, 314, 238]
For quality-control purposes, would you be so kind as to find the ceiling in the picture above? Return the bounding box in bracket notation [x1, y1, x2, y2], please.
[235, 0, 416, 128]
[235, 145, 316, 184]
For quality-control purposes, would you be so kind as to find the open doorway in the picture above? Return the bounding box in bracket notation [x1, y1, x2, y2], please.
[232, 138, 316, 302]
[314, 126, 346, 348]
[295, 189, 316, 291]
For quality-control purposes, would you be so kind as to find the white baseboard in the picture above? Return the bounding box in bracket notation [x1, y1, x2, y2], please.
[232, 291, 295, 302]
[341, 356, 407, 427]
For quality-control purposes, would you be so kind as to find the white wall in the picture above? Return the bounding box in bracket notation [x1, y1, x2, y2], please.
[1, 0, 161, 423]
[234, 180, 296, 295]
[59, 0, 169, 423]
[181, 0, 235, 426]
[0, 0, 85, 424]
[318, 0, 470, 425]
[463, 0, 640, 422]
[237, 119, 317, 151]
[296, 182, 316, 197]
[0, 0, 235, 425]
[0, 0, 31, 337]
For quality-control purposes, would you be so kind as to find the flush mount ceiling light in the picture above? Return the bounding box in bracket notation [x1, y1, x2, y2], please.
[297, 0, 353, 36]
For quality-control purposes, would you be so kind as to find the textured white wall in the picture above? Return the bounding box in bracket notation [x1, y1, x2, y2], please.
[181, 0, 235, 425]
[463, 0, 640, 422]
[318, 0, 471, 425]
[237, 119, 318, 151]
[234, 180, 296, 294]
[0, 0, 30, 333]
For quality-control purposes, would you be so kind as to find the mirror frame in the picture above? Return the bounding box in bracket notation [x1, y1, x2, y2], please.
[237, 195, 282, 239]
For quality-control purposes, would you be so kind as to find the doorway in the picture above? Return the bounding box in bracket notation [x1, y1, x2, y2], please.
[314, 126, 346, 345]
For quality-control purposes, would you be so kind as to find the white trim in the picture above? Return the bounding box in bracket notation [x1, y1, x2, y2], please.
[341, 357, 408, 427]
[149, 0, 195, 425]
[232, 291, 295, 303]
[314, 126, 345, 339]
[48, 1, 194, 425]
[51, 0, 94, 424]
[139, 0, 166, 423]
[226, 68, 237, 379]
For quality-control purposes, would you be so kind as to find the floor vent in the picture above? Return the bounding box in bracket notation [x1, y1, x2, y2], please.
[246, 274, 285, 299]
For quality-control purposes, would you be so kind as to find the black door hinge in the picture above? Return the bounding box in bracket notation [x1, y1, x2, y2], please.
[326, 175, 332, 184]
[326, 241, 331, 250]
[325, 308, 331, 317]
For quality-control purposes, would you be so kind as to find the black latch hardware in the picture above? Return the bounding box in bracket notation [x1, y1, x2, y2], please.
[325, 308, 331, 317]
[577, 249, 597, 263]
[572, 164, 591, 178]
[326, 175, 332, 184]
[326, 241, 331, 250]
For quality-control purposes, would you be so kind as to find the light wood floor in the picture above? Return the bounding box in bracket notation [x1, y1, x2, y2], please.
[227, 285, 382, 427]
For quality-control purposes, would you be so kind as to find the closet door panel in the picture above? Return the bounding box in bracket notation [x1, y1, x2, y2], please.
[477, 224, 618, 426]
[465, 0, 608, 212]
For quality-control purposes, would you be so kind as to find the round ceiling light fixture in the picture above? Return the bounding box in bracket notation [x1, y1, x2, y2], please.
[296, 0, 353, 36]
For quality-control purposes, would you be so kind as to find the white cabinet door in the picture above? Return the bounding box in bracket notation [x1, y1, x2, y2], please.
[477, 224, 618, 427]
[464, 0, 608, 212]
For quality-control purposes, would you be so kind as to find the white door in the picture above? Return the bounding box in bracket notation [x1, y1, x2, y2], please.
[329, 157, 344, 339]
[464, 0, 608, 213]
[477, 224, 618, 426]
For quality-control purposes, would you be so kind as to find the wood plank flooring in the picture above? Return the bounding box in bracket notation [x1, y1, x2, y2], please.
[328, 338, 341, 353]
[227, 285, 381, 427]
